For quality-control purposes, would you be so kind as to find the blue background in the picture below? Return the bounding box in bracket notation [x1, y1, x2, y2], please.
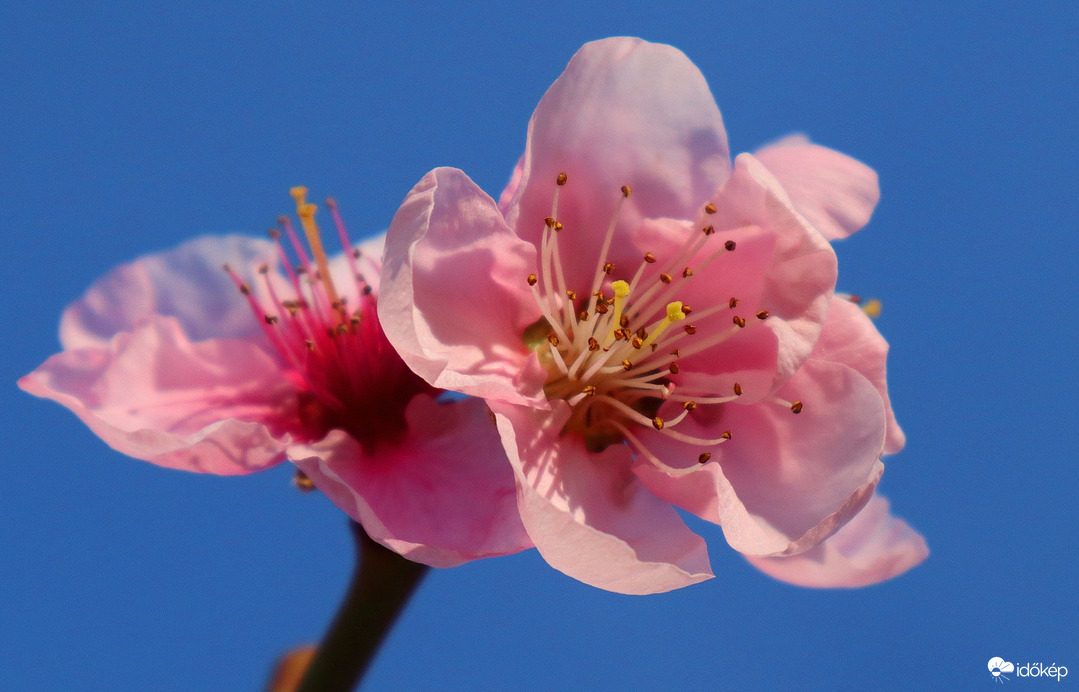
[3, 2, 1076, 690]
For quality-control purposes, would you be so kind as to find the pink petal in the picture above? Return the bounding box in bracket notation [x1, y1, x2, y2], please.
[755, 135, 880, 241]
[710, 154, 838, 388]
[814, 297, 905, 454]
[19, 317, 293, 474]
[289, 395, 531, 567]
[490, 399, 713, 594]
[60, 235, 279, 350]
[504, 37, 732, 292]
[497, 155, 525, 216]
[629, 217, 781, 403]
[379, 167, 547, 407]
[745, 494, 928, 587]
[633, 358, 886, 557]
[620, 155, 837, 395]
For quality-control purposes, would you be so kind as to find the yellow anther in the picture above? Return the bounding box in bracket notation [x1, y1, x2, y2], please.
[605, 280, 632, 348]
[292, 187, 339, 308]
[638, 302, 686, 351]
[862, 298, 883, 319]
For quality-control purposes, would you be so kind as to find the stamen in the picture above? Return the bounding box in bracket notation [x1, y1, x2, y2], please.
[293, 469, 316, 492]
[639, 302, 685, 351]
[291, 186, 340, 309]
[772, 396, 804, 414]
[613, 423, 701, 477]
[326, 197, 361, 284]
[862, 298, 882, 319]
[584, 186, 631, 318]
[603, 280, 631, 348]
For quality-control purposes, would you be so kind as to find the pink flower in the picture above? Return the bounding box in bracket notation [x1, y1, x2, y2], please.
[19, 189, 530, 567]
[379, 37, 925, 593]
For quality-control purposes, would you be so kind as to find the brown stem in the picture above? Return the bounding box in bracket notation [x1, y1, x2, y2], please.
[292, 521, 428, 692]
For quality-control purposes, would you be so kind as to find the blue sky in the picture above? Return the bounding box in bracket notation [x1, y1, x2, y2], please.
[3, 2, 1076, 690]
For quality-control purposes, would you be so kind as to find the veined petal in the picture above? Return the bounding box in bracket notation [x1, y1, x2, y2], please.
[755, 135, 879, 241]
[490, 399, 713, 594]
[379, 168, 546, 407]
[708, 154, 838, 388]
[505, 37, 732, 291]
[813, 296, 905, 454]
[289, 395, 531, 567]
[60, 235, 279, 350]
[633, 358, 886, 557]
[19, 316, 293, 474]
[745, 494, 928, 587]
[630, 218, 781, 402]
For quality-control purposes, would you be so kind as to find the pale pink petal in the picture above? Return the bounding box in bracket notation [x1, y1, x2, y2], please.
[289, 395, 531, 567]
[755, 135, 879, 241]
[19, 317, 294, 474]
[745, 494, 928, 587]
[629, 218, 780, 403]
[379, 167, 546, 407]
[633, 358, 886, 556]
[505, 37, 732, 291]
[497, 155, 525, 215]
[814, 296, 905, 454]
[636, 156, 837, 391]
[60, 235, 279, 350]
[490, 399, 713, 594]
[709, 154, 838, 388]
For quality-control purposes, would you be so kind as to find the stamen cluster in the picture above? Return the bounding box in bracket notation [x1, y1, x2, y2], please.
[527, 174, 799, 473]
[225, 187, 433, 450]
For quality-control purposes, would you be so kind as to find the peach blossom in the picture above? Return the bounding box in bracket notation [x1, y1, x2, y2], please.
[379, 38, 924, 592]
[20, 191, 530, 567]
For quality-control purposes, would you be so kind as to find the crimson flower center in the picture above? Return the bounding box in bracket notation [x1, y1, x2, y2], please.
[226, 187, 435, 453]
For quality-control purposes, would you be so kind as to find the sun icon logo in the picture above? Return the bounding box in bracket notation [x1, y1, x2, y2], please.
[988, 657, 1015, 683]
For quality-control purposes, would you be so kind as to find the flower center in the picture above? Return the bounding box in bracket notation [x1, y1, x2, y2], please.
[225, 187, 435, 452]
[525, 173, 801, 474]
